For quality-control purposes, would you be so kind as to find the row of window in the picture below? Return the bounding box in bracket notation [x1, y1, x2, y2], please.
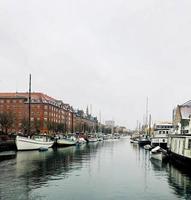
[0, 99, 23, 103]
[156, 125, 173, 129]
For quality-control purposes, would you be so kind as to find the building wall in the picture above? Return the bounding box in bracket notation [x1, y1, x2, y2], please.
[0, 93, 98, 135]
[0, 93, 73, 134]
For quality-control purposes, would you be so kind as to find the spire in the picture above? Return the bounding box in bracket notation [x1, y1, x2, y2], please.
[86, 105, 89, 116]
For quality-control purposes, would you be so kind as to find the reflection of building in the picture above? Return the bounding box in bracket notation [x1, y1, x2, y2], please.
[168, 164, 191, 199]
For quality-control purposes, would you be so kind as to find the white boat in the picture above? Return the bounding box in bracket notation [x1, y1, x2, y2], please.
[87, 137, 98, 142]
[57, 136, 77, 147]
[144, 144, 152, 150]
[76, 137, 86, 145]
[150, 146, 167, 161]
[16, 135, 54, 151]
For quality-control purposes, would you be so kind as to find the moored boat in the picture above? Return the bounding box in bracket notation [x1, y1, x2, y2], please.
[57, 136, 77, 147]
[138, 137, 151, 147]
[16, 135, 54, 151]
[150, 146, 168, 161]
[144, 144, 152, 150]
[76, 137, 86, 145]
[168, 134, 191, 167]
[87, 137, 98, 142]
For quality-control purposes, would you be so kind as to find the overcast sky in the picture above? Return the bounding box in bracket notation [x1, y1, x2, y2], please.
[1, 0, 191, 128]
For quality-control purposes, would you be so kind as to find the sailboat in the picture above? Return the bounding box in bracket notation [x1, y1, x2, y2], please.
[138, 97, 151, 147]
[16, 74, 54, 151]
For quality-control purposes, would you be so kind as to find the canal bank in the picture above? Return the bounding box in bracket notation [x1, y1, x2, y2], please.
[0, 137, 191, 200]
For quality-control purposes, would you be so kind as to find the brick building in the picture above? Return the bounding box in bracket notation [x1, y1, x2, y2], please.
[0, 92, 98, 135]
[0, 92, 74, 134]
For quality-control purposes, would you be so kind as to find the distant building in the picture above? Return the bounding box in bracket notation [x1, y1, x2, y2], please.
[105, 120, 115, 128]
[173, 100, 191, 134]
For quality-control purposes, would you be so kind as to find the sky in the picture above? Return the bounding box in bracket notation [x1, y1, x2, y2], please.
[0, 0, 191, 129]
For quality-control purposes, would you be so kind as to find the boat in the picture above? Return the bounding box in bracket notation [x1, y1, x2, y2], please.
[138, 136, 151, 147]
[16, 135, 54, 151]
[76, 137, 86, 145]
[151, 122, 173, 149]
[57, 136, 77, 147]
[167, 101, 191, 167]
[97, 137, 103, 141]
[168, 134, 191, 167]
[15, 75, 54, 151]
[150, 146, 168, 161]
[87, 135, 98, 142]
[144, 144, 152, 150]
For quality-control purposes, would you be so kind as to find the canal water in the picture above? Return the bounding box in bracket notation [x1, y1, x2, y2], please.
[0, 137, 191, 200]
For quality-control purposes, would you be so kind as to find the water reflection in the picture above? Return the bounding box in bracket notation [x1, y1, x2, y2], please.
[150, 151, 191, 200]
[1, 139, 191, 200]
[0, 143, 102, 200]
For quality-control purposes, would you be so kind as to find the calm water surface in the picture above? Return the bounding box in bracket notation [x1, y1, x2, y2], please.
[0, 137, 191, 200]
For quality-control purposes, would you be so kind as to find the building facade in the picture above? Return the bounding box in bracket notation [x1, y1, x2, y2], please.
[0, 92, 74, 134]
[0, 92, 98, 135]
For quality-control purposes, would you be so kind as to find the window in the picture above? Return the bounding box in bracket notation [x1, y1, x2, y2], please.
[188, 139, 191, 149]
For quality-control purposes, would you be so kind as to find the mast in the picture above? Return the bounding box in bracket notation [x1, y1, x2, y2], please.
[99, 111, 102, 133]
[145, 96, 149, 134]
[28, 74, 31, 136]
[148, 114, 151, 136]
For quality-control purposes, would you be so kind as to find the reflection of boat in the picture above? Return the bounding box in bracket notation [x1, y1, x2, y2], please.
[150, 146, 168, 161]
[16, 135, 54, 151]
[0, 151, 16, 161]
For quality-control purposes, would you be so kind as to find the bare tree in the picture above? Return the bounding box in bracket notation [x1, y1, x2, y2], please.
[0, 112, 15, 134]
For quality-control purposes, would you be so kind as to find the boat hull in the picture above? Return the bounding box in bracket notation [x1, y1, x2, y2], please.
[16, 136, 54, 151]
[169, 151, 191, 167]
[138, 140, 151, 147]
[57, 139, 77, 147]
[150, 152, 165, 161]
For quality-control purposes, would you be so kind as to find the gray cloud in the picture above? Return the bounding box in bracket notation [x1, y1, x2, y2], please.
[1, 0, 191, 128]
